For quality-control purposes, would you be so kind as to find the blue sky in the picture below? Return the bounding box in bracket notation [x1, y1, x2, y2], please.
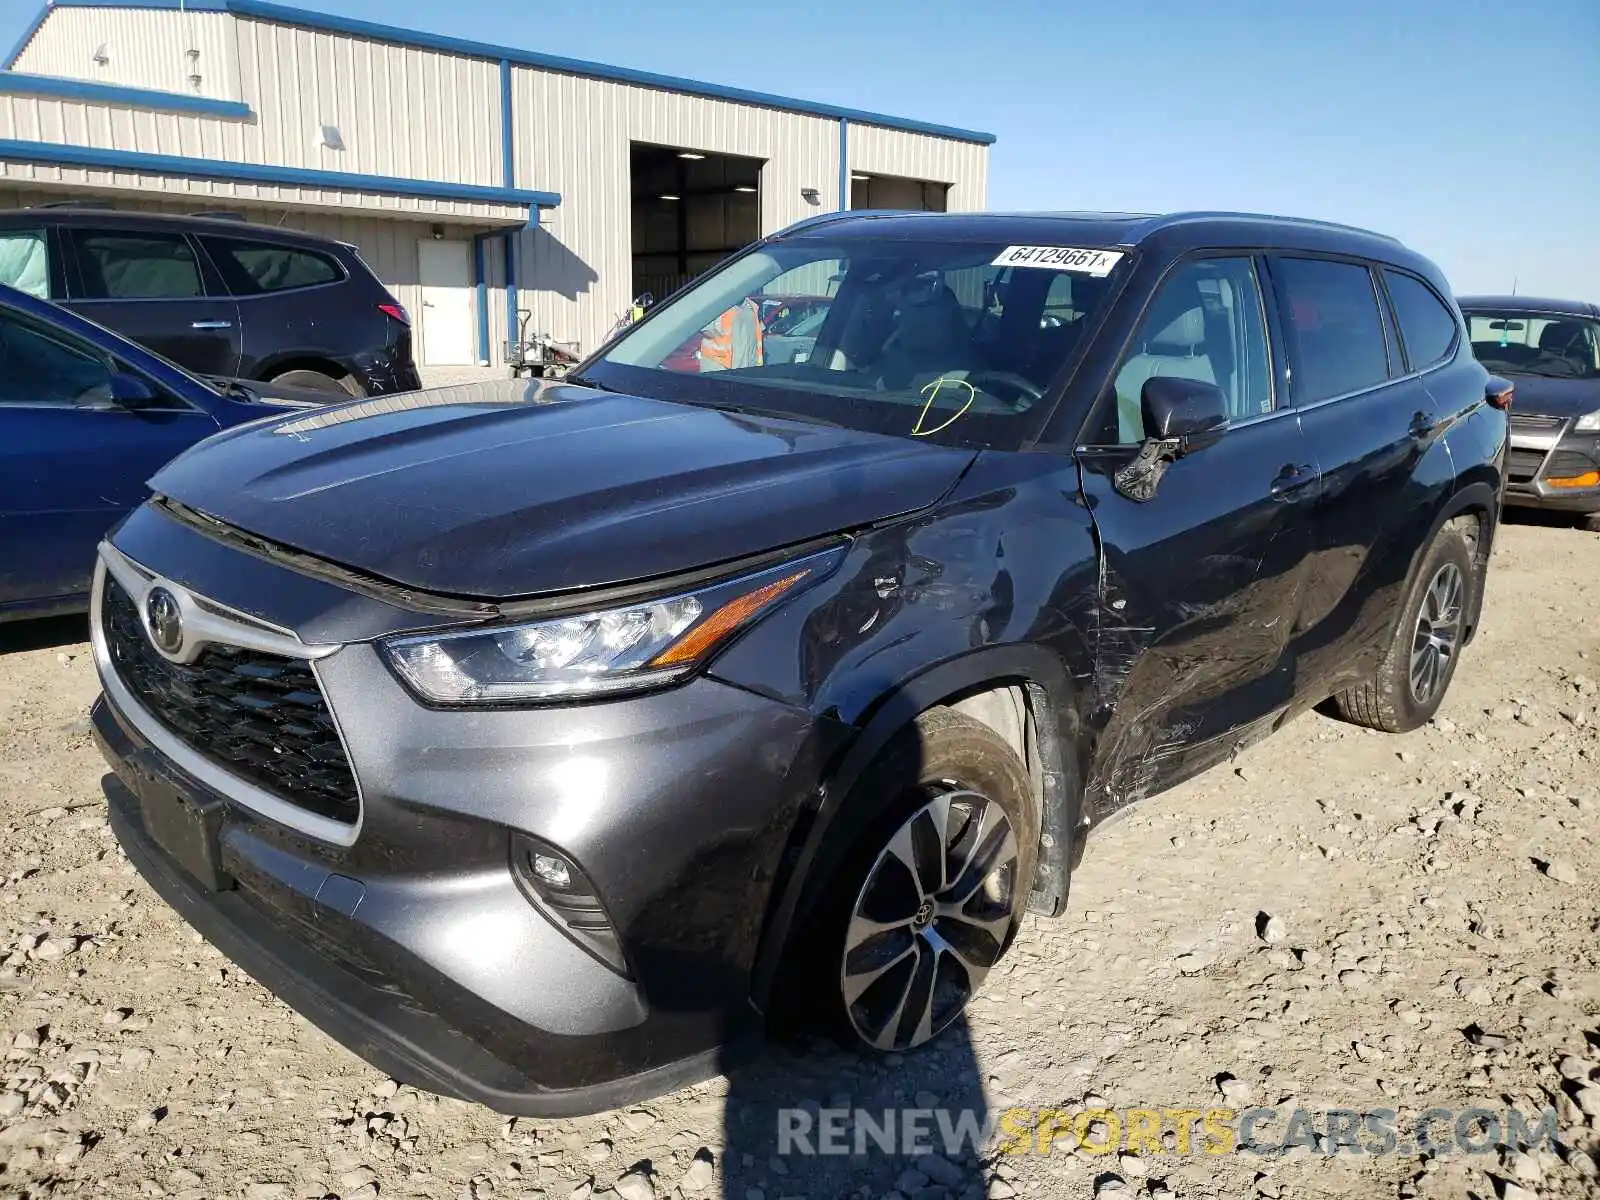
[5, 0, 1597, 298]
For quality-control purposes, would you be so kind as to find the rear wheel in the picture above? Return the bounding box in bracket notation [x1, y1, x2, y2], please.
[778, 709, 1038, 1052]
[269, 368, 363, 397]
[1328, 525, 1474, 732]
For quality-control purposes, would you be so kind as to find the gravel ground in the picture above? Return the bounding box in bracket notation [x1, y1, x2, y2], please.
[0, 516, 1596, 1200]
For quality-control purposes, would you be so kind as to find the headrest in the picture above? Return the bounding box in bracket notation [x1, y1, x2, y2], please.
[1539, 320, 1590, 355]
[1148, 306, 1206, 351]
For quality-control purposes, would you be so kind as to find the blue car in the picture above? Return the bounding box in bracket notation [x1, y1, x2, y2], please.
[0, 283, 309, 622]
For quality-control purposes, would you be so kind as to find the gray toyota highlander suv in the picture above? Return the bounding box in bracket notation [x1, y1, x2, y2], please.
[90, 210, 1507, 1115]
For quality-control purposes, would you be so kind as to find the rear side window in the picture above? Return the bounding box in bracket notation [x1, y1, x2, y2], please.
[202, 237, 343, 295]
[67, 230, 204, 299]
[1383, 270, 1458, 370]
[1272, 258, 1389, 404]
[0, 231, 49, 298]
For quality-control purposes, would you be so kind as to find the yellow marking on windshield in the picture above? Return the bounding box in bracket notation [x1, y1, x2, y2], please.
[911, 376, 977, 437]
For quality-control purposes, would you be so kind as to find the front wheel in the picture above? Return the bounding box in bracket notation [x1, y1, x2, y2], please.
[778, 708, 1038, 1052]
[1328, 524, 1475, 732]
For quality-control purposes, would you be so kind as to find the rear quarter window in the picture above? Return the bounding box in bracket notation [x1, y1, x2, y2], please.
[1383, 270, 1458, 370]
[202, 237, 345, 295]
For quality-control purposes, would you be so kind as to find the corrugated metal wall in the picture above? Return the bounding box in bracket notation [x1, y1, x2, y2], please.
[511, 67, 843, 355]
[231, 18, 502, 186]
[847, 123, 988, 213]
[13, 7, 238, 100]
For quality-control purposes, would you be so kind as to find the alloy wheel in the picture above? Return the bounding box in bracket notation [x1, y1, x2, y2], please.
[1410, 561, 1464, 706]
[840, 785, 1020, 1051]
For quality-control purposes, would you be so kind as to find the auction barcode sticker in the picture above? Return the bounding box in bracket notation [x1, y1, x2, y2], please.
[992, 245, 1124, 277]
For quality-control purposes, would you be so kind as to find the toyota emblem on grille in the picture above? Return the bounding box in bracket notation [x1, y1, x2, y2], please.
[145, 587, 184, 655]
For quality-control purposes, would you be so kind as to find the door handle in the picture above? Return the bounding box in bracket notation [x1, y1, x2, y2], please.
[190, 320, 233, 330]
[1269, 463, 1316, 498]
[1409, 412, 1439, 440]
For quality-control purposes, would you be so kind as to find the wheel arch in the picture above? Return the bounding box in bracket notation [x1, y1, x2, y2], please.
[749, 644, 1087, 1007]
[252, 354, 361, 393]
[1415, 480, 1498, 646]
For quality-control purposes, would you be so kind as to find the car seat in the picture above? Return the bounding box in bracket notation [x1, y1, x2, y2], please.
[1113, 283, 1215, 442]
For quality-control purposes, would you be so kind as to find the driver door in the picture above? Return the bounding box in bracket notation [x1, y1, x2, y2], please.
[1075, 255, 1320, 808]
[0, 308, 217, 613]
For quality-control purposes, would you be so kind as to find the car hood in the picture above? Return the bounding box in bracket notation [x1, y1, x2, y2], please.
[1501, 374, 1600, 420]
[150, 378, 976, 599]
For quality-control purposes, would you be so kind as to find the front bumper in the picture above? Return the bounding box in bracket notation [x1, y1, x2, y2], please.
[1506, 420, 1600, 512]
[89, 533, 829, 1114]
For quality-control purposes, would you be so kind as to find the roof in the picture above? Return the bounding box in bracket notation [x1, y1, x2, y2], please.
[1456, 295, 1599, 318]
[778, 209, 1409, 251]
[7, 0, 997, 146]
[0, 204, 355, 244]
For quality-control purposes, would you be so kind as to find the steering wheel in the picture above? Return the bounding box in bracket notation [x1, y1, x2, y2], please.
[961, 369, 1046, 410]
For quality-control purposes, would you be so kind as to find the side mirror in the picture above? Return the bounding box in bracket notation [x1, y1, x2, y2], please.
[1485, 375, 1514, 411]
[108, 371, 157, 409]
[1142, 376, 1228, 450]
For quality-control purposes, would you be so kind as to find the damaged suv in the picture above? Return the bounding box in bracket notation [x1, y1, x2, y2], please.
[91, 211, 1508, 1115]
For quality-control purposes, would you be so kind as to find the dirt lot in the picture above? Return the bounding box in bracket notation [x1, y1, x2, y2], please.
[0, 516, 1596, 1200]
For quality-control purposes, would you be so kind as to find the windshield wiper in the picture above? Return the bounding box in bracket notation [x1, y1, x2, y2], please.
[205, 377, 259, 402]
[563, 372, 618, 392]
[696, 400, 845, 429]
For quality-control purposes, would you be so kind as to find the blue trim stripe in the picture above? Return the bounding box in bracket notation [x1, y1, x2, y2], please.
[0, 70, 253, 117]
[838, 118, 848, 211]
[499, 59, 513, 189]
[472, 232, 490, 364]
[0, 139, 561, 208]
[33, 0, 997, 145]
[503, 231, 518, 367]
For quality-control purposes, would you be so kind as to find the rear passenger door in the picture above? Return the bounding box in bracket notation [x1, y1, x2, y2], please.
[60, 226, 241, 377]
[1078, 254, 1320, 806]
[1272, 256, 1459, 693]
[198, 235, 352, 380]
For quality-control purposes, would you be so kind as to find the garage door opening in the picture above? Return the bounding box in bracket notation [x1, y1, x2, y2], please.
[850, 172, 949, 212]
[630, 143, 762, 302]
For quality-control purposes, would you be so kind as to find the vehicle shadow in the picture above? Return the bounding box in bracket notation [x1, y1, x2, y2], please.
[717, 1021, 990, 1199]
[0, 614, 89, 656]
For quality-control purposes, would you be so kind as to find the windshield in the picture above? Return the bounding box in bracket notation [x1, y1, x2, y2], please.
[1466, 310, 1600, 379]
[584, 238, 1127, 450]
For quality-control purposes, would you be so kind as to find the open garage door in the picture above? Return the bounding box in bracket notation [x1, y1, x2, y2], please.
[630, 143, 762, 303]
[851, 172, 949, 212]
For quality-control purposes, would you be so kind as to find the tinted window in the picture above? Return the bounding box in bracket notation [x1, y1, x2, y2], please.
[1273, 258, 1388, 403]
[0, 231, 49, 298]
[1109, 257, 1272, 443]
[1384, 271, 1457, 370]
[68, 230, 203, 300]
[0, 314, 113, 406]
[204, 237, 343, 295]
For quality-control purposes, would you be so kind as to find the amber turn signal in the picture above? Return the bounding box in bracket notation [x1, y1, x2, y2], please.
[1546, 471, 1600, 489]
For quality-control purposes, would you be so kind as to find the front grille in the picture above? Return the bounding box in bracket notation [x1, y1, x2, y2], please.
[1507, 447, 1548, 483]
[1509, 412, 1566, 433]
[1545, 449, 1599, 480]
[102, 575, 358, 825]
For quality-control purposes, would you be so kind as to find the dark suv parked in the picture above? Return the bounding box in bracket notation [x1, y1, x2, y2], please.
[90, 210, 1508, 1116]
[0, 206, 420, 396]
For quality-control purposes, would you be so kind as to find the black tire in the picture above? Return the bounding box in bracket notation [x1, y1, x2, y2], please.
[774, 708, 1038, 1052]
[1328, 525, 1475, 732]
[1580, 512, 1600, 534]
[269, 368, 363, 397]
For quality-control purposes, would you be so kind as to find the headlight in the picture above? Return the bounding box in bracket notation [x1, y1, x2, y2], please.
[383, 545, 844, 704]
[1575, 410, 1600, 432]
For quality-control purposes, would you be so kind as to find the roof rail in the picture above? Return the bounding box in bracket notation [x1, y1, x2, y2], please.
[189, 210, 248, 221]
[30, 199, 116, 210]
[1154, 210, 1404, 244]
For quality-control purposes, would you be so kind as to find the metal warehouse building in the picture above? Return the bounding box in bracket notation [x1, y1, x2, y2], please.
[0, 0, 992, 369]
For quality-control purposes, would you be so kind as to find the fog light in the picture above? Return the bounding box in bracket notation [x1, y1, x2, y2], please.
[511, 834, 629, 976]
[531, 853, 572, 889]
[1547, 471, 1600, 489]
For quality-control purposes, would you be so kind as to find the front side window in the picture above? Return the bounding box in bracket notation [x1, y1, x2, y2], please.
[0, 231, 49, 298]
[1465, 310, 1600, 380]
[1272, 258, 1389, 404]
[0, 313, 113, 407]
[68, 229, 204, 300]
[1107, 257, 1272, 443]
[203, 237, 343, 295]
[585, 238, 1128, 451]
[1384, 270, 1458, 371]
